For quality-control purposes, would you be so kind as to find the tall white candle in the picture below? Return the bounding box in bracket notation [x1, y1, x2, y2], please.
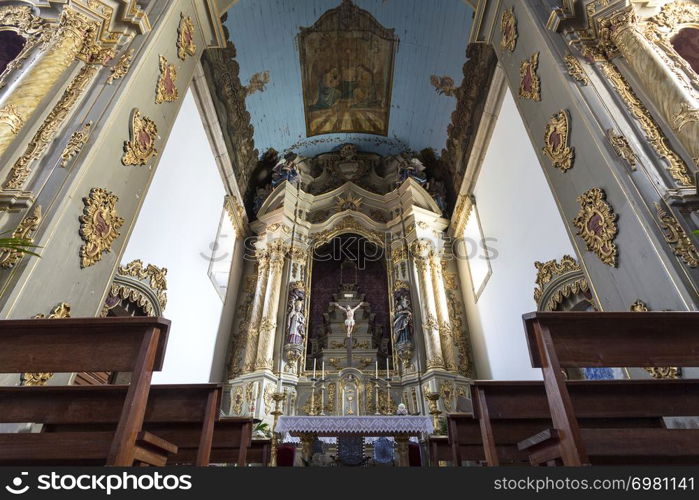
[277, 376, 282, 392]
[313, 358, 317, 379]
[386, 359, 389, 379]
[375, 361, 378, 379]
[322, 361, 325, 380]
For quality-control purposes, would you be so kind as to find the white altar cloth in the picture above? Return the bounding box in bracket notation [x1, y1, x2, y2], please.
[275, 415, 433, 436]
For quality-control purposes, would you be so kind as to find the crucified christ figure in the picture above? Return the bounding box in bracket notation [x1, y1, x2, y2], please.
[331, 302, 366, 338]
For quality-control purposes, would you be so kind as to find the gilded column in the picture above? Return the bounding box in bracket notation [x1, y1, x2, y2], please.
[255, 240, 288, 371]
[430, 255, 458, 373]
[601, 8, 699, 164]
[411, 239, 444, 370]
[0, 9, 97, 157]
[241, 249, 269, 373]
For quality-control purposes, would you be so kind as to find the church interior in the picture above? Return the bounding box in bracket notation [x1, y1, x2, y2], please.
[1, 0, 699, 468]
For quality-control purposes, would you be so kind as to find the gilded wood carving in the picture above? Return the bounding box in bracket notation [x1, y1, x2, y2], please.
[155, 55, 178, 104]
[177, 12, 196, 60]
[500, 6, 517, 52]
[107, 49, 134, 85]
[122, 109, 158, 166]
[79, 188, 124, 268]
[606, 129, 638, 169]
[542, 110, 575, 172]
[656, 202, 699, 268]
[0, 205, 42, 269]
[573, 188, 618, 267]
[519, 52, 541, 101]
[564, 54, 589, 86]
[61, 122, 92, 167]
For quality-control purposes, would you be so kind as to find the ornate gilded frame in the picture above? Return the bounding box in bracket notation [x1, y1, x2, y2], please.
[0, 5, 49, 90]
[573, 187, 619, 267]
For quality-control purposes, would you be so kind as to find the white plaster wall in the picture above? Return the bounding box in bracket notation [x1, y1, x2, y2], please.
[122, 90, 226, 384]
[457, 89, 576, 380]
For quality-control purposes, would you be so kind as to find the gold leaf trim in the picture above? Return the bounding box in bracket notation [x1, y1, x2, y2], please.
[61, 122, 92, 167]
[606, 129, 638, 169]
[573, 188, 618, 267]
[599, 61, 692, 187]
[0, 104, 24, 135]
[533, 255, 582, 303]
[177, 12, 196, 60]
[79, 188, 124, 268]
[107, 49, 134, 85]
[655, 202, 699, 268]
[564, 54, 589, 86]
[0, 205, 42, 269]
[500, 6, 517, 52]
[519, 52, 541, 101]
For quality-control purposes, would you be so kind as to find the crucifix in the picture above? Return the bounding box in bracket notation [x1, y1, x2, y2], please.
[331, 301, 366, 368]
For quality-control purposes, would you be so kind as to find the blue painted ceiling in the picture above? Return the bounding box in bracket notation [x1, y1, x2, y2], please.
[223, 0, 474, 158]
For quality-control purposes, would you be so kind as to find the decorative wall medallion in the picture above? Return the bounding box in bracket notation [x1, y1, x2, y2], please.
[122, 109, 158, 166]
[564, 54, 589, 86]
[244, 71, 270, 96]
[542, 110, 575, 172]
[655, 203, 699, 268]
[519, 52, 541, 101]
[335, 193, 363, 212]
[500, 6, 517, 52]
[177, 12, 196, 60]
[107, 49, 134, 85]
[573, 188, 618, 267]
[155, 55, 178, 104]
[606, 129, 638, 170]
[0, 205, 42, 269]
[0, 104, 24, 135]
[61, 122, 92, 167]
[430, 75, 458, 97]
[79, 188, 124, 268]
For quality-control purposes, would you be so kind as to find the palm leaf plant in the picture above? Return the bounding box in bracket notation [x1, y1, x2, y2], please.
[0, 232, 42, 258]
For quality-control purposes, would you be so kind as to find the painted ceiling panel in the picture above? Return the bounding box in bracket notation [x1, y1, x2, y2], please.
[223, 0, 474, 157]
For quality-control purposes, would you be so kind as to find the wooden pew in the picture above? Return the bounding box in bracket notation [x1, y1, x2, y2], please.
[0, 317, 172, 466]
[472, 380, 669, 466]
[19, 384, 222, 466]
[521, 311, 699, 466]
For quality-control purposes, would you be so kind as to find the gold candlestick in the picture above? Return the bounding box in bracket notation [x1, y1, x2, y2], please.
[269, 391, 286, 467]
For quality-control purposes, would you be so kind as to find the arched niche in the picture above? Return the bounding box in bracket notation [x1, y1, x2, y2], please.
[671, 25, 699, 74]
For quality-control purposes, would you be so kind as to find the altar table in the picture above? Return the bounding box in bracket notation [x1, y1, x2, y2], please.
[275, 416, 433, 466]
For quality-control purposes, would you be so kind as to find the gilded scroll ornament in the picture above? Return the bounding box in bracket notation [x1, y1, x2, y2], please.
[655, 203, 699, 268]
[439, 381, 455, 412]
[606, 129, 638, 169]
[573, 188, 618, 267]
[500, 6, 517, 53]
[630, 300, 648, 312]
[61, 122, 92, 167]
[430, 75, 458, 97]
[115, 259, 168, 312]
[232, 386, 244, 415]
[245, 71, 270, 96]
[673, 103, 699, 132]
[0, 205, 42, 269]
[79, 188, 124, 268]
[155, 55, 178, 104]
[564, 54, 589, 86]
[2, 64, 98, 191]
[533, 255, 581, 302]
[0, 104, 25, 135]
[599, 61, 692, 186]
[107, 49, 134, 85]
[177, 12, 196, 60]
[22, 302, 72, 386]
[542, 110, 575, 172]
[122, 109, 158, 166]
[519, 52, 541, 101]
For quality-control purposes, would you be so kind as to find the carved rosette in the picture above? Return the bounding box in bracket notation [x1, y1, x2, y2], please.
[542, 110, 575, 172]
[564, 54, 589, 86]
[155, 55, 178, 104]
[79, 188, 124, 268]
[519, 52, 541, 101]
[177, 12, 196, 60]
[573, 188, 618, 267]
[655, 203, 699, 268]
[122, 109, 158, 166]
[500, 6, 517, 52]
[0, 205, 42, 269]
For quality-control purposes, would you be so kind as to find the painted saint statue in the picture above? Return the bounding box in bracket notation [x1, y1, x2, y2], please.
[331, 301, 366, 338]
[286, 300, 306, 345]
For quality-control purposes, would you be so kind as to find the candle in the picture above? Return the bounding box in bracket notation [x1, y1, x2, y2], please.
[375, 361, 378, 379]
[277, 376, 282, 392]
[386, 359, 389, 380]
[322, 361, 325, 380]
[313, 358, 317, 379]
